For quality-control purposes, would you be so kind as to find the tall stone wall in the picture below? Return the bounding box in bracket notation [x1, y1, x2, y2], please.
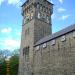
[33, 31, 75, 75]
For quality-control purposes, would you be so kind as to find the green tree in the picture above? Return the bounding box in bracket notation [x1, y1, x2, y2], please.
[0, 49, 19, 75]
[10, 53, 19, 75]
[0, 50, 6, 75]
[0, 60, 7, 75]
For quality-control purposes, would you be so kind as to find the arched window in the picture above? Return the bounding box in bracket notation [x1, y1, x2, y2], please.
[30, 12, 34, 20]
[40, 4, 43, 11]
[46, 16, 49, 23]
[38, 12, 41, 19]
[37, 3, 40, 9]
[23, 46, 29, 62]
[29, 4, 33, 12]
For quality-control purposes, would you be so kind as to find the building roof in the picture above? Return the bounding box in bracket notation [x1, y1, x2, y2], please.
[21, 0, 28, 7]
[34, 24, 75, 47]
[21, 0, 53, 7]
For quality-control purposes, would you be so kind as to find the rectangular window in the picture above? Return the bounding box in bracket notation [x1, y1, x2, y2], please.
[23, 47, 29, 62]
[43, 43, 47, 48]
[47, 16, 49, 23]
[73, 31, 75, 38]
[35, 46, 40, 50]
[38, 12, 41, 19]
[51, 39, 55, 46]
[61, 35, 66, 42]
[37, 3, 40, 9]
[30, 12, 33, 20]
[40, 5, 43, 11]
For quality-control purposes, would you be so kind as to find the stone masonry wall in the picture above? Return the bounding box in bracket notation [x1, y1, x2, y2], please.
[33, 31, 75, 75]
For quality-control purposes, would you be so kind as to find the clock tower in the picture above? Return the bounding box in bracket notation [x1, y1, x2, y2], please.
[19, 0, 53, 75]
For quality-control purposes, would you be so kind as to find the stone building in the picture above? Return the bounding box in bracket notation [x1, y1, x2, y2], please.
[18, 0, 75, 75]
[34, 24, 75, 75]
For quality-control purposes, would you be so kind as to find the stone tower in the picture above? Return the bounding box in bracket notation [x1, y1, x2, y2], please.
[19, 0, 53, 75]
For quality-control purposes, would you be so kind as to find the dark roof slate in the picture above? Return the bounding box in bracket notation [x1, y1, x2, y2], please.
[21, 0, 53, 7]
[34, 24, 75, 47]
[21, 0, 28, 7]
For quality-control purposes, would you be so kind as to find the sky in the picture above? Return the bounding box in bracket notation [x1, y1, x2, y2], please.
[0, 0, 75, 51]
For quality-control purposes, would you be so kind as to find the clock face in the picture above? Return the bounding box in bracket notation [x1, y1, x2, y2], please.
[24, 12, 34, 23]
[26, 13, 30, 19]
[25, 13, 30, 23]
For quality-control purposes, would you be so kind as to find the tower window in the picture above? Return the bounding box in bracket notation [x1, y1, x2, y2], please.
[46, 8, 48, 13]
[29, 4, 33, 12]
[25, 47, 29, 55]
[42, 13, 45, 19]
[40, 4, 43, 11]
[44, 7, 46, 12]
[38, 12, 41, 19]
[37, 3, 40, 9]
[47, 16, 49, 23]
[23, 47, 29, 55]
[30, 12, 34, 20]
[23, 46, 29, 62]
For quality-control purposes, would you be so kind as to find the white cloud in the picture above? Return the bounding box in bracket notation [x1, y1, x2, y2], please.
[8, 0, 19, 4]
[0, 0, 22, 7]
[49, 0, 53, 3]
[0, 0, 4, 5]
[51, 14, 56, 19]
[0, 38, 20, 50]
[60, 15, 70, 20]
[59, 0, 64, 4]
[1, 27, 12, 33]
[58, 7, 66, 13]
[4, 39, 20, 47]
[16, 32, 21, 36]
[7, 0, 22, 7]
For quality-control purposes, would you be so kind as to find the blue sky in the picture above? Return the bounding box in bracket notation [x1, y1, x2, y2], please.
[0, 0, 75, 50]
